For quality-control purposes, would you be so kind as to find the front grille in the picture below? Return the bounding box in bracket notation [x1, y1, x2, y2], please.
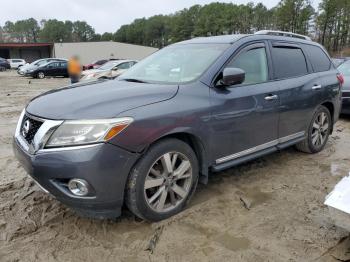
[21, 115, 43, 144]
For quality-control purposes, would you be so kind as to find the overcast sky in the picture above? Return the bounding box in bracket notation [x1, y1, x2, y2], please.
[0, 0, 321, 33]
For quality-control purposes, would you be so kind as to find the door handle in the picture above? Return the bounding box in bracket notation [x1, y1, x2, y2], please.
[312, 84, 322, 90]
[264, 95, 278, 101]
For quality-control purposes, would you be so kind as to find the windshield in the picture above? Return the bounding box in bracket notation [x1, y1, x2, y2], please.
[35, 60, 48, 66]
[338, 61, 350, 76]
[120, 44, 229, 84]
[99, 61, 120, 70]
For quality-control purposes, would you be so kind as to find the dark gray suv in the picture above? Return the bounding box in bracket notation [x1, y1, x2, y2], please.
[14, 31, 342, 221]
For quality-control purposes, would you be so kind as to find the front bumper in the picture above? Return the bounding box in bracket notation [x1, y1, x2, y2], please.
[13, 138, 139, 219]
[25, 72, 35, 77]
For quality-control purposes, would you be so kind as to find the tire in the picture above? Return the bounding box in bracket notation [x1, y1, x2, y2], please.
[37, 71, 45, 79]
[0, 66, 5, 72]
[296, 105, 331, 153]
[126, 138, 199, 221]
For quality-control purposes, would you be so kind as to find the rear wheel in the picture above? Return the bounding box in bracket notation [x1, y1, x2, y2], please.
[296, 105, 331, 153]
[126, 139, 199, 221]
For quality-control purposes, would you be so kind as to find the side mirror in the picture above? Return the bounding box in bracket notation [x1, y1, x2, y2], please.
[220, 68, 245, 86]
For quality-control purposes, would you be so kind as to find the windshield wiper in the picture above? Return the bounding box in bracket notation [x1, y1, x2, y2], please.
[122, 78, 148, 83]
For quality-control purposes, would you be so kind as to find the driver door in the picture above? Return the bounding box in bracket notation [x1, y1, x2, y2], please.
[209, 42, 280, 166]
[46, 62, 59, 76]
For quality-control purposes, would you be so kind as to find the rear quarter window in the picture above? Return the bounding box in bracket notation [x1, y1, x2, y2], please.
[302, 44, 331, 72]
[271, 46, 308, 79]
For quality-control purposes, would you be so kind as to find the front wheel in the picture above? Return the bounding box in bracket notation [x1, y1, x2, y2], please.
[126, 138, 199, 221]
[37, 71, 45, 79]
[296, 105, 331, 153]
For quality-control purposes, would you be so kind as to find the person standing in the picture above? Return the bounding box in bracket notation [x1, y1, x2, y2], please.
[68, 56, 82, 84]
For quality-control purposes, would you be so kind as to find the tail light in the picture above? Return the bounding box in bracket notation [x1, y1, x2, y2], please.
[337, 73, 344, 87]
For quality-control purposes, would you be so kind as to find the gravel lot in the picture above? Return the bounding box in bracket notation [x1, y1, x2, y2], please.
[0, 70, 350, 262]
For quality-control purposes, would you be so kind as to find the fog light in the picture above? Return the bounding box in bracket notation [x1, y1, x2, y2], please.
[68, 179, 89, 196]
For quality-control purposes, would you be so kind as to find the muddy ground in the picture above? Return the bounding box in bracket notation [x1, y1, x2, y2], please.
[0, 70, 350, 262]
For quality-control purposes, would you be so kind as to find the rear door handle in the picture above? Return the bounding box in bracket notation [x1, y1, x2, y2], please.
[264, 95, 278, 101]
[312, 84, 322, 90]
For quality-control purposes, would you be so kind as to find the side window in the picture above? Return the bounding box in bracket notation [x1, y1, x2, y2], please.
[271, 46, 308, 79]
[302, 44, 331, 72]
[226, 47, 268, 85]
[48, 62, 59, 68]
[60, 62, 67, 67]
[117, 62, 131, 70]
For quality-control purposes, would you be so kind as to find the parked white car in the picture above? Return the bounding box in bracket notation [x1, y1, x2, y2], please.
[7, 59, 26, 69]
[80, 60, 137, 81]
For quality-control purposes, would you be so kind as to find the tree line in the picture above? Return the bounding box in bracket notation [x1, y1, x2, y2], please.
[0, 0, 349, 54]
[0, 19, 97, 43]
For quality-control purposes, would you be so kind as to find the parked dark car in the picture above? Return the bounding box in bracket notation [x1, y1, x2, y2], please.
[27, 61, 68, 79]
[337, 60, 350, 114]
[14, 31, 342, 221]
[18, 58, 67, 76]
[0, 57, 11, 71]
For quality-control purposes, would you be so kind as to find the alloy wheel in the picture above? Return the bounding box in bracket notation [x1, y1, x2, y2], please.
[38, 72, 45, 79]
[311, 111, 329, 147]
[144, 152, 193, 213]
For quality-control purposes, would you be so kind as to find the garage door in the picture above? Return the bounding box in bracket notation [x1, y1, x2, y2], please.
[22, 49, 41, 63]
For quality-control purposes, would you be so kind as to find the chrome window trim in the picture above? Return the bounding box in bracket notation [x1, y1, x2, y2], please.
[216, 131, 305, 164]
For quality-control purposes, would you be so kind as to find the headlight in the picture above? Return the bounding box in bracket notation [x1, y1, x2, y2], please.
[45, 118, 133, 148]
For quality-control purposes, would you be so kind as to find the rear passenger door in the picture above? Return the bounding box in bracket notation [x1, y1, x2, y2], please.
[59, 61, 68, 76]
[269, 42, 321, 142]
[302, 44, 340, 114]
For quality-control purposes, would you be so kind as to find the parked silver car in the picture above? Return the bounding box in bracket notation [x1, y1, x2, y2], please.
[80, 60, 137, 81]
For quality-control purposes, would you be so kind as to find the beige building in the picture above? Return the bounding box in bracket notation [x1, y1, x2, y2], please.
[53, 41, 158, 64]
[0, 41, 157, 63]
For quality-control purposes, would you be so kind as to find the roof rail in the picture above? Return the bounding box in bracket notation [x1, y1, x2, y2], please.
[254, 30, 312, 41]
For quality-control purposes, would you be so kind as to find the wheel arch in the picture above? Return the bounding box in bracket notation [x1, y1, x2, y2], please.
[321, 101, 334, 133]
[144, 132, 209, 184]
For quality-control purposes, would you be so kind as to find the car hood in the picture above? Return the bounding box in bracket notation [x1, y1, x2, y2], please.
[81, 70, 112, 80]
[82, 69, 101, 75]
[21, 64, 38, 71]
[26, 79, 178, 119]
